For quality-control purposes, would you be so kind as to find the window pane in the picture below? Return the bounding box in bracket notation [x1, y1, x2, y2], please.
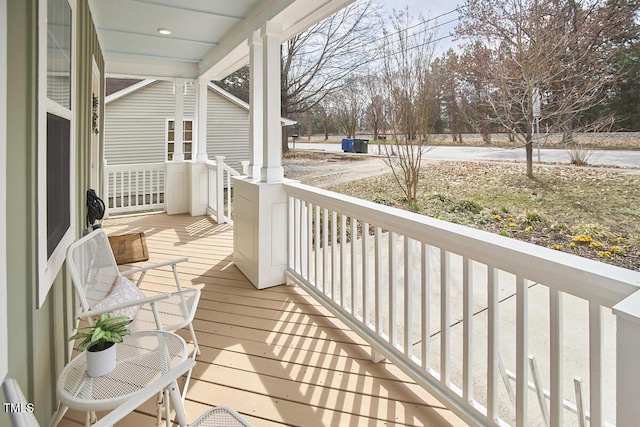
[184, 131, 192, 141]
[184, 121, 192, 131]
[47, 0, 71, 109]
[168, 120, 175, 130]
[184, 142, 192, 152]
[168, 130, 174, 142]
[47, 113, 70, 258]
[167, 142, 174, 153]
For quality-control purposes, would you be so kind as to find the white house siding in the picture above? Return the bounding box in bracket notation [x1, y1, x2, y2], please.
[105, 80, 196, 165]
[206, 89, 250, 173]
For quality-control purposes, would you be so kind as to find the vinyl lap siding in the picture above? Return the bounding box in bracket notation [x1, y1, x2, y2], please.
[105, 80, 195, 165]
[207, 90, 250, 173]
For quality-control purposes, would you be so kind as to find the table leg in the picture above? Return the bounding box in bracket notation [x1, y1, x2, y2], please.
[168, 380, 187, 427]
[156, 391, 164, 427]
[48, 403, 69, 427]
[164, 388, 170, 426]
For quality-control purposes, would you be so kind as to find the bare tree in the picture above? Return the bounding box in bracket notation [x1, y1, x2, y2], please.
[456, 0, 639, 178]
[281, 0, 379, 152]
[363, 73, 386, 140]
[334, 77, 364, 138]
[215, 65, 249, 102]
[313, 100, 337, 140]
[455, 43, 497, 144]
[378, 8, 441, 208]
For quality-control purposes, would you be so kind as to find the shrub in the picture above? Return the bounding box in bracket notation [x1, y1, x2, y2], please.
[373, 195, 394, 206]
[452, 199, 482, 214]
[525, 211, 545, 224]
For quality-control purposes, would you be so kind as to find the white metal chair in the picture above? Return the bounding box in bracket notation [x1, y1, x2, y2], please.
[3, 360, 195, 427]
[189, 406, 253, 427]
[3, 375, 253, 427]
[66, 228, 201, 399]
[2, 378, 39, 427]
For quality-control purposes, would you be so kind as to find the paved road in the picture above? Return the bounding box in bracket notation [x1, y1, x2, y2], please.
[289, 142, 640, 168]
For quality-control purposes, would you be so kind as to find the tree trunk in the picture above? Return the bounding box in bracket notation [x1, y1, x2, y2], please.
[282, 131, 289, 154]
[281, 100, 289, 154]
[526, 139, 534, 178]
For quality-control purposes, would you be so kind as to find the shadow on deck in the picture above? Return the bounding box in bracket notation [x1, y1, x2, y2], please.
[60, 212, 464, 427]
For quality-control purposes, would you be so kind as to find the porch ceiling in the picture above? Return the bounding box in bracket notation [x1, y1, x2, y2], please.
[89, 0, 355, 81]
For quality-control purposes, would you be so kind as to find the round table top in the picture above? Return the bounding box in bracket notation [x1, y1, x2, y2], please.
[58, 330, 187, 411]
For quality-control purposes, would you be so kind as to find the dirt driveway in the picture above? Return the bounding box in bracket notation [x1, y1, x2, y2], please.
[283, 151, 389, 187]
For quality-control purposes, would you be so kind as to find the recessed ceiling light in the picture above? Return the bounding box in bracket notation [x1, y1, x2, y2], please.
[157, 28, 172, 35]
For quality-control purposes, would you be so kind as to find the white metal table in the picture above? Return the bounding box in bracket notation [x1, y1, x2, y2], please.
[51, 330, 189, 427]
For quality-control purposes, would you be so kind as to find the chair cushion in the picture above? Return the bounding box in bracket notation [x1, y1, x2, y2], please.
[92, 276, 146, 320]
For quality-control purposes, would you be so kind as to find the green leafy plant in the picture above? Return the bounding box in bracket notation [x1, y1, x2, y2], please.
[69, 314, 132, 351]
[91, 94, 99, 134]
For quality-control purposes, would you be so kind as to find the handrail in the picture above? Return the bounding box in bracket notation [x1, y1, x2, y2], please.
[285, 182, 640, 308]
[104, 162, 167, 216]
[105, 162, 166, 171]
[205, 156, 245, 225]
[284, 180, 640, 427]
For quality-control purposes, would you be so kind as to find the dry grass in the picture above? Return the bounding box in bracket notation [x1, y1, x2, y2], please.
[328, 161, 640, 270]
[295, 132, 640, 149]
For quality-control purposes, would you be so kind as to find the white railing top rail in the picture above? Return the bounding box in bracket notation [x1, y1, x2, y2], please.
[105, 162, 167, 171]
[205, 159, 241, 176]
[285, 181, 640, 309]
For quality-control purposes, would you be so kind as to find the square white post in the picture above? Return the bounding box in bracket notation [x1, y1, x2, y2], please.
[173, 78, 185, 162]
[166, 78, 189, 214]
[248, 30, 263, 179]
[196, 80, 209, 162]
[188, 80, 209, 216]
[233, 20, 293, 290]
[260, 21, 284, 183]
[613, 290, 640, 426]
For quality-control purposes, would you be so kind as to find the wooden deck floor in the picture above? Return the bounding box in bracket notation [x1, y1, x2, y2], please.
[60, 213, 465, 427]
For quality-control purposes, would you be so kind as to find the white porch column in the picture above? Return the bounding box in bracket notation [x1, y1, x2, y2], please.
[196, 80, 209, 162]
[166, 78, 189, 214]
[260, 21, 284, 183]
[189, 79, 209, 216]
[173, 78, 185, 162]
[233, 20, 293, 290]
[613, 290, 640, 426]
[248, 30, 263, 179]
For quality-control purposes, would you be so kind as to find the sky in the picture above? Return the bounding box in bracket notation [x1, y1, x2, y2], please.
[383, 0, 463, 54]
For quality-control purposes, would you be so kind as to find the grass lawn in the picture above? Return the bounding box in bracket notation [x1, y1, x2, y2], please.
[328, 161, 640, 270]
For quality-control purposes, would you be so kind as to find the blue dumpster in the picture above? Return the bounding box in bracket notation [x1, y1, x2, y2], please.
[341, 138, 354, 152]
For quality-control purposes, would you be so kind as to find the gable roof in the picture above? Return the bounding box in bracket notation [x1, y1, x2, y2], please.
[105, 78, 296, 126]
[105, 79, 157, 104]
[106, 78, 143, 96]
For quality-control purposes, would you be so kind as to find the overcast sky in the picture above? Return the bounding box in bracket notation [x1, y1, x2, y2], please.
[382, 0, 463, 53]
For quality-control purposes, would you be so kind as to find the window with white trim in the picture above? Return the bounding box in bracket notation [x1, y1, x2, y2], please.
[166, 119, 193, 161]
[37, 0, 75, 308]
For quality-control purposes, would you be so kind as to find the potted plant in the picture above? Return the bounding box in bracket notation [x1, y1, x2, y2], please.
[69, 314, 132, 377]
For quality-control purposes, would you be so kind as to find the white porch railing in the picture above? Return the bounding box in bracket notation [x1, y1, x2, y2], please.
[284, 181, 640, 427]
[104, 162, 166, 215]
[104, 158, 248, 220]
[205, 156, 248, 226]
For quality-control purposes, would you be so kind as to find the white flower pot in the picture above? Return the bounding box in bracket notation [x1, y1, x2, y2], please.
[86, 342, 116, 377]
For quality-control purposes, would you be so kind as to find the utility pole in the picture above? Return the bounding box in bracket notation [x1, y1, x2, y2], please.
[533, 88, 541, 162]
